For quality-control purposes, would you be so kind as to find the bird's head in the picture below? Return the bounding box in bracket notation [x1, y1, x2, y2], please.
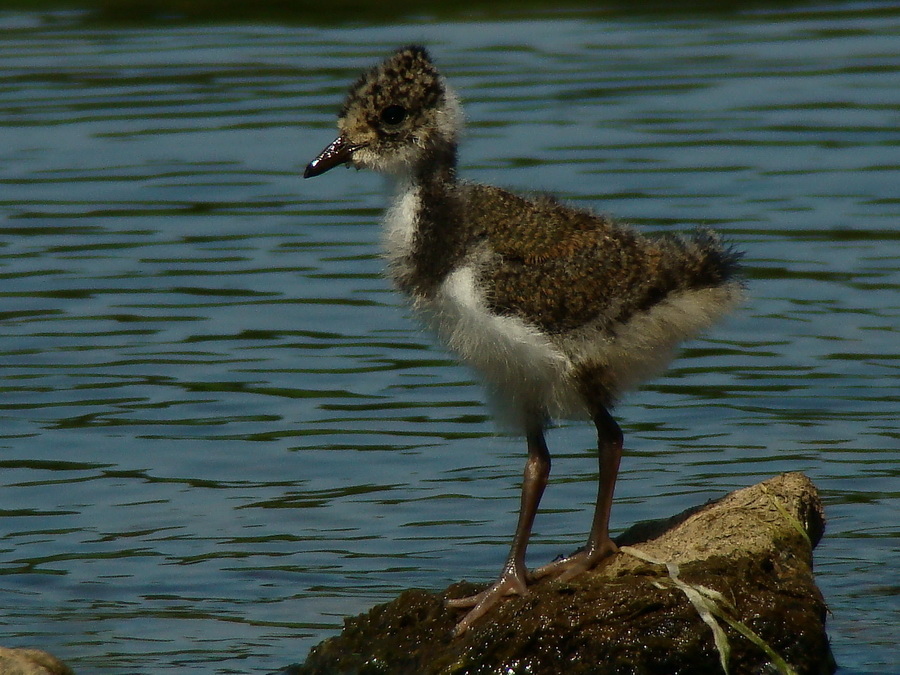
[304, 45, 462, 180]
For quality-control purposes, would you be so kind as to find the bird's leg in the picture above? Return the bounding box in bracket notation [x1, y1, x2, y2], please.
[447, 426, 550, 635]
[534, 405, 622, 581]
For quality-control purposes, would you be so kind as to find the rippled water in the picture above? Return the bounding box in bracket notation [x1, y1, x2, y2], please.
[0, 4, 897, 674]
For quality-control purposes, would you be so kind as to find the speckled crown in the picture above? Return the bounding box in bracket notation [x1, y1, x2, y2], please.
[339, 45, 446, 123]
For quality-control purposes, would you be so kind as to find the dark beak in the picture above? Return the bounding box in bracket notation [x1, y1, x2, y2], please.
[304, 136, 359, 178]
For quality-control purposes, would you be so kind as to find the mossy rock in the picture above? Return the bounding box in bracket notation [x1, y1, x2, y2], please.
[289, 473, 835, 675]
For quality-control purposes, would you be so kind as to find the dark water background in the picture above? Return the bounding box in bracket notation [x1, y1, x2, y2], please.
[0, 3, 897, 673]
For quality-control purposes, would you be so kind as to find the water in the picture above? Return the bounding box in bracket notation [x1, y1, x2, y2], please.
[0, 4, 897, 673]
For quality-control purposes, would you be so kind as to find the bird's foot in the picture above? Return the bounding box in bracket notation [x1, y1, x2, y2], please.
[533, 537, 618, 582]
[446, 568, 529, 636]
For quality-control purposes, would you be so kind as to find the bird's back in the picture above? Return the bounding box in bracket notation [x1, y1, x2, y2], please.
[458, 182, 743, 338]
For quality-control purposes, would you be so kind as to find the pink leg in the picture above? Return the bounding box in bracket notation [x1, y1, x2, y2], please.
[447, 427, 550, 635]
[534, 405, 622, 580]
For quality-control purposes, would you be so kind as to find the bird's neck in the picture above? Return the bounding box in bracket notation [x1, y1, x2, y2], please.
[384, 140, 470, 299]
[411, 139, 458, 187]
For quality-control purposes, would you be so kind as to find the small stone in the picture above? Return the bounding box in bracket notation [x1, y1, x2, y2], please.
[0, 648, 73, 675]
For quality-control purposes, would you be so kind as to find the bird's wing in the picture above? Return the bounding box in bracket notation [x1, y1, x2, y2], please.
[461, 185, 664, 334]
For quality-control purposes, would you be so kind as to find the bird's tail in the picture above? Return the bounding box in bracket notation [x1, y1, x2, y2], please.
[667, 229, 744, 291]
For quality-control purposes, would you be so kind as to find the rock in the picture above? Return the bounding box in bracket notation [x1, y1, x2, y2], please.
[289, 472, 835, 675]
[0, 648, 73, 675]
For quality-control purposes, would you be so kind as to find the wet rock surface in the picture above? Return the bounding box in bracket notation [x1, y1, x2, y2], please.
[287, 473, 834, 675]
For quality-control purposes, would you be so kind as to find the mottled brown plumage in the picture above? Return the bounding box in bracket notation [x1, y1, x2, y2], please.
[305, 45, 744, 636]
[469, 186, 739, 335]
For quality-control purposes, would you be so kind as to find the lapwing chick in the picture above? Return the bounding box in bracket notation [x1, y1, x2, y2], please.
[304, 45, 743, 636]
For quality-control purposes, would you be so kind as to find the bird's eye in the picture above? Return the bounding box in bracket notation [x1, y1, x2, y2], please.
[380, 104, 407, 126]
